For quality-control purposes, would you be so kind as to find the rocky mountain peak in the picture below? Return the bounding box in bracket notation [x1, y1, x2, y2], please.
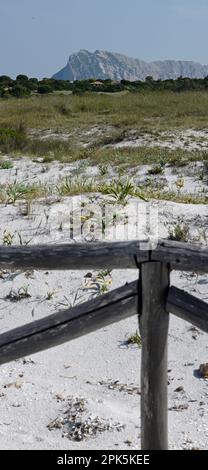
[53, 50, 208, 81]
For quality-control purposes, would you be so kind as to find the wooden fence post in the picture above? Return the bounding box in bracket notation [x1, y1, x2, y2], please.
[139, 261, 170, 450]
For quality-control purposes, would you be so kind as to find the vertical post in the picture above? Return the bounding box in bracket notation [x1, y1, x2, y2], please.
[139, 261, 169, 450]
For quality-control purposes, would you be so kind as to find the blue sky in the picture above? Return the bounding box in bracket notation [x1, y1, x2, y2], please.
[0, 0, 208, 78]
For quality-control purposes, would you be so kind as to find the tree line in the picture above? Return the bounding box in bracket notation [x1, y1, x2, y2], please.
[1, 74, 208, 98]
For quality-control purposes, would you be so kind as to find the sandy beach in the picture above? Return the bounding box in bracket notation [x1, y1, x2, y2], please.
[0, 144, 207, 450]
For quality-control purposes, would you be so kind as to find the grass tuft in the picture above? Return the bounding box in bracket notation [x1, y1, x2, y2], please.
[127, 330, 142, 347]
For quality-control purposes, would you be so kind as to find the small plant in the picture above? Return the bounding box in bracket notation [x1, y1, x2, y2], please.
[198, 171, 204, 181]
[58, 176, 95, 196]
[148, 164, 164, 175]
[96, 269, 112, 294]
[56, 288, 85, 309]
[5, 181, 45, 204]
[158, 156, 166, 167]
[45, 289, 56, 300]
[0, 160, 13, 169]
[175, 177, 184, 193]
[100, 178, 137, 205]
[17, 232, 33, 246]
[3, 230, 15, 245]
[127, 330, 142, 348]
[0, 127, 27, 153]
[99, 164, 108, 176]
[168, 218, 189, 242]
[6, 286, 31, 302]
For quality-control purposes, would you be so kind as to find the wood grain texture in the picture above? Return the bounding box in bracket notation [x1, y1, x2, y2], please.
[139, 262, 170, 450]
[152, 239, 208, 273]
[0, 281, 138, 365]
[167, 286, 208, 333]
[0, 241, 148, 270]
[0, 240, 207, 272]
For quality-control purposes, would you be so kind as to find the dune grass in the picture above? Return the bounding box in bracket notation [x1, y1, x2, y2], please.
[1, 90, 208, 133]
[0, 127, 207, 169]
[0, 91, 207, 173]
[0, 176, 206, 205]
[138, 187, 208, 204]
[87, 146, 208, 168]
[0, 181, 48, 204]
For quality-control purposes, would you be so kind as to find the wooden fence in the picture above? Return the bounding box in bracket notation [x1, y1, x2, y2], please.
[0, 239, 207, 450]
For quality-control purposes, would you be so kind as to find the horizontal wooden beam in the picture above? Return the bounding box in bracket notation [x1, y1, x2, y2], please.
[152, 240, 208, 273]
[0, 241, 148, 270]
[0, 281, 138, 366]
[167, 286, 208, 333]
[0, 240, 207, 272]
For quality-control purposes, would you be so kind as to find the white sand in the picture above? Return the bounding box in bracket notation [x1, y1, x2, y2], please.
[0, 147, 207, 450]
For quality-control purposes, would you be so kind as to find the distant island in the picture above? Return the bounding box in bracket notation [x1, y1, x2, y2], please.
[53, 49, 208, 81]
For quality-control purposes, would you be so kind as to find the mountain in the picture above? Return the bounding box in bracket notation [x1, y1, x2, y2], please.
[52, 50, 208, 81]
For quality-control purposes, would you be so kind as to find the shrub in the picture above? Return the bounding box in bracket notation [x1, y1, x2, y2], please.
[0, 160, 13, 169]
[37, 84, 53, 94]
[11, 85, 31, 98]
[0, 128, 27, 153]
[0, 75, 13, 86]
[16, 74, 29, 82]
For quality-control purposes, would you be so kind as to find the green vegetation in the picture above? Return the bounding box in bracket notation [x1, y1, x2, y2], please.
[0, 176, 206, 206]
[3, 229, 15, 245]
[168, 217, 190, 242]
[139, 186, 208, 204]
[2, 74, 208, 98]
[0, 89, 208, 175]
[0, 160, 13, 169]
[0, 75, 72, 99]
[96, 270, 112, 294]
[45, 289, 56, 301]
[6, 286, 31, 302]
[0, 181, 47, 204]
[127, 330, 142, 347]
[88, 147, 208, 168]
[0, 78, 207, 207]
[58, 176, 96, 196]
[148, 163, 164, 175]
[0, 123, 207, 171]
[0, 127, 27, 153]
[1, 90, 208, 133]
[100, 177, 146, 205]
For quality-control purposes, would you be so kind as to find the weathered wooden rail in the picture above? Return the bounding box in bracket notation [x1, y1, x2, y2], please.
[0, 239, 207, 450]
